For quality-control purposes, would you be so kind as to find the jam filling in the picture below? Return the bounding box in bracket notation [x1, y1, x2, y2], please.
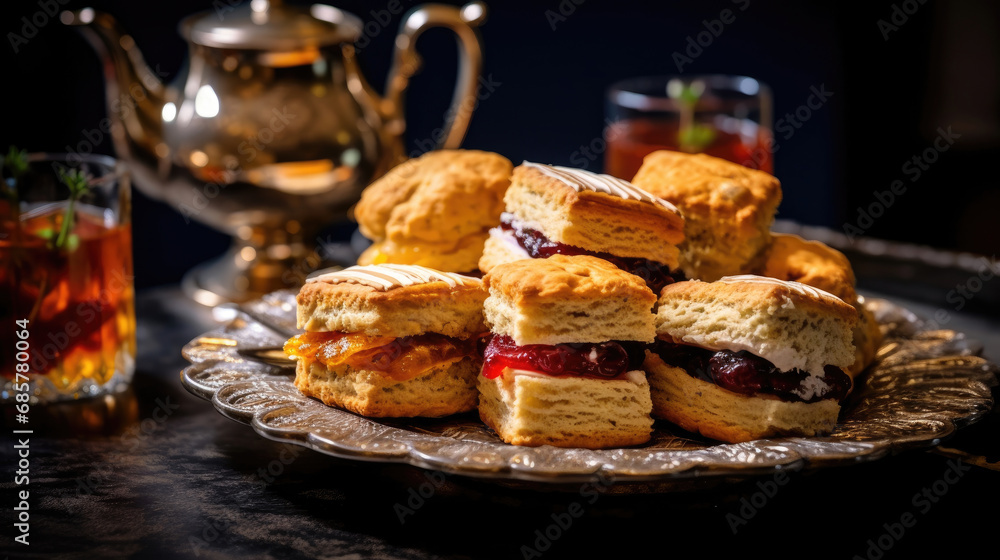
[649, 340, 852, 404]
[284, 331, 480, 381]
[499, 216, 684, 293]
[481, 334, 646, 380]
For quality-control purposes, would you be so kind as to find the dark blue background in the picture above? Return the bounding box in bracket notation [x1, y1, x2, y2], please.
[3, 0, 998, 288]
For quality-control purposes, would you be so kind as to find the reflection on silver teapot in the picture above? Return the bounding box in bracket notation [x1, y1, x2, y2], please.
[62, 0, 486, 304]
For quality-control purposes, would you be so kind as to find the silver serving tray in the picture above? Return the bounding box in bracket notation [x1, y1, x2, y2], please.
[180, 291, 997, 488]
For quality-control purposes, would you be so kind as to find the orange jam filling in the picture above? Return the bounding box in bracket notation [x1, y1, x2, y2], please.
[284, 331, 480, 381]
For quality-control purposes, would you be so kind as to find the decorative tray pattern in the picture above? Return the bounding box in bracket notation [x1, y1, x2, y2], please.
[181, 291, 997, 486]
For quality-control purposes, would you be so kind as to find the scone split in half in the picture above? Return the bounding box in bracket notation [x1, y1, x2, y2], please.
[480, 161, 686, 294]
[478, 255, 658, 449]
[284, 264, 488, 417]
[645, 275, 859, 443]
[757, 233, 882, 377]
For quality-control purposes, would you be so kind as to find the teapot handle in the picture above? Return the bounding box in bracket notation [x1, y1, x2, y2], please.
[385, 2, 487, 150]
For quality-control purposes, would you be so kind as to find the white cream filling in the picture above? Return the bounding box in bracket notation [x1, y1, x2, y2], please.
[499, 212, 547, 235]
[675, 334, 824, 377]
[790, 374, 832, 401]
[488, 227, 531, 259]
[671, 339, 833, 398]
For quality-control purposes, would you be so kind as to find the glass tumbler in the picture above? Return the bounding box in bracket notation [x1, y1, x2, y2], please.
[2, 153, 135, 403]
[605, 75, 773, 180]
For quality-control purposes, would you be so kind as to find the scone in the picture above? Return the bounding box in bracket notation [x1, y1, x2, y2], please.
[759, 233, 856, 302]
[631, 151, 782, 281]
[479, 161, 686, 293]
[850, 297, 881, 378]
[284, 264, 487, 417]
[758, 233, 882, 377]
[645, 275, 858, 443]
[354, 149, 513, 272]
[477, 255, 657, 448]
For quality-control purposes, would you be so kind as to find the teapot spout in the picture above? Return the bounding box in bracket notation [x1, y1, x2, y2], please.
[61, 8, 166, 154]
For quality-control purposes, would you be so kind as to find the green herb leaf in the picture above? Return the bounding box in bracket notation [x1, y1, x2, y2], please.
[1, 146, 28, 204]
[2, 146, 29, 180]
[54, 166, 92, 251]
[679, 124, 717, 153]
[57, 166, 90, 198]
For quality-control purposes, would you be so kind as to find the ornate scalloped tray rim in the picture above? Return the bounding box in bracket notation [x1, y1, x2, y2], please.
[180, 293, 997, 487]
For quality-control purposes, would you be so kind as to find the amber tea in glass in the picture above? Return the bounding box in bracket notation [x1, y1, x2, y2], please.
[1, 153, 135, 403]
[605, 75, 773, 180]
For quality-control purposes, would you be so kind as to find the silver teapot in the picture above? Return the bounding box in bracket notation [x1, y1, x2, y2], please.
[62, 0, 486, 303]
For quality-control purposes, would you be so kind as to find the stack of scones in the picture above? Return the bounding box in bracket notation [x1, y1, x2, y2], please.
[284, 149, 882, 447]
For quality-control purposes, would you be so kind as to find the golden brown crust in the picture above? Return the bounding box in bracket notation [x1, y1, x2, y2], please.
[512, 165, 686, 239]
[754, 234, 882, 375]
[296, 275, 487, 338]
[631, 151, 781, 280]
[484, 254, 656, 307]
[655, 276, 858, 374]
[759, 234, 857, 302]
[659, 276, 858, 326]
[849, 297, 882, 378]
[644, 353, 841, 443]
[295, 357, 479, 418]
[357, 234, 487, 273]
[354, 149, 513, 271]
[505, 165, 684, 265]
[483, 254, 657, 344]
[631, 151, 781, 228]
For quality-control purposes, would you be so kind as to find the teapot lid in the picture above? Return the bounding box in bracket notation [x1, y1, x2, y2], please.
[181, 0, 361, 50]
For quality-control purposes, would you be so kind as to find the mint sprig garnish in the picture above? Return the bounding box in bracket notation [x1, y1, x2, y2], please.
[2, 147, 29, 218]
[667, 79, 717, 153]
[54, 166, 90, 250]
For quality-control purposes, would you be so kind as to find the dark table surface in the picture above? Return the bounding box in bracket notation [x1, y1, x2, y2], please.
[3, 284, 999, 560]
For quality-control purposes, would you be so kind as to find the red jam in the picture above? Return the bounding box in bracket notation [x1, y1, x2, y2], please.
[481, 334, 646, 380]
[499, 217, 684, 293]
[649, 340, 852, 403]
